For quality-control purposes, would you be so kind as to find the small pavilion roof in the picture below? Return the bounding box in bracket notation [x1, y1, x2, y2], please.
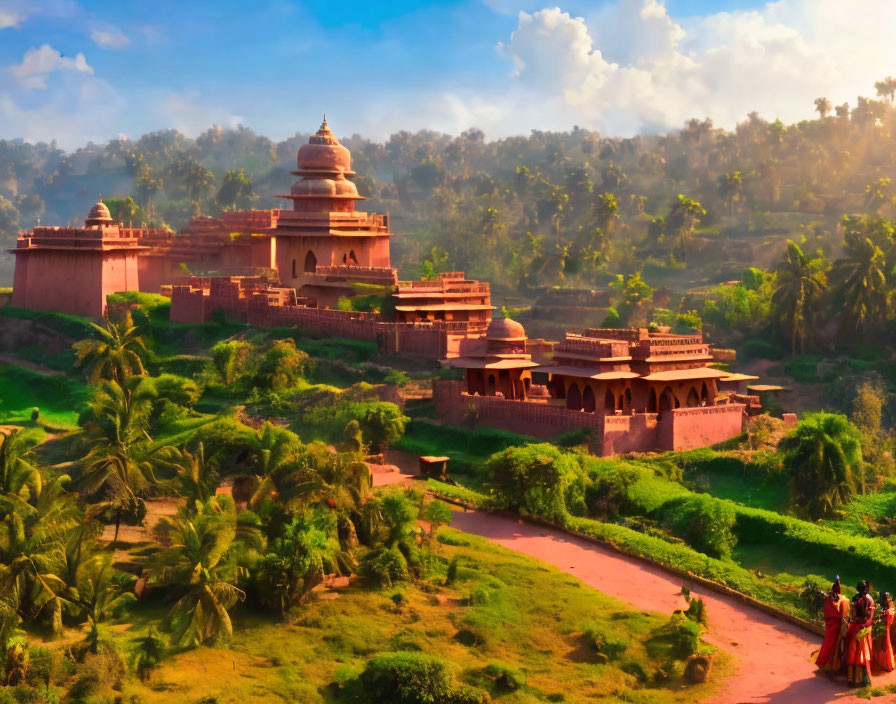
[443, 357, 540, 370]
[535, 365, 640, 380]
[395, 303, 495, 312]
[640, 367, 729, 382]
[718, 372, 760, 382]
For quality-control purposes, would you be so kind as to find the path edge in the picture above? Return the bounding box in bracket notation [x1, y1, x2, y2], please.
[431, 491, 825, 639]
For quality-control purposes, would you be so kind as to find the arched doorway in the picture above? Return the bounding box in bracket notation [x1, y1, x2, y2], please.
[658, 386, 675, 414]
[487, 374, 497, 396]
[649, 388, 658, 413]
[304, 250, 317, 273]
[349, 249, 357, 264]
[604, 389, 615, 411]
[700, 382, 709, 404]
[686, 387, 700, 407]
[291, 259, 297, 278]
[623, 388, 632, 412]
[567, 383, 582, 411]
[583, 386, 596, 412]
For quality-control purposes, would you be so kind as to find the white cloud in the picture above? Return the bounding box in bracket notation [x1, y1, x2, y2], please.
[10, 44, 93, 90]
[90, 26, 130, 49]
[486, 0, 896, 137]
[0, 10, 24, 28]
[156, 90, 244, 137]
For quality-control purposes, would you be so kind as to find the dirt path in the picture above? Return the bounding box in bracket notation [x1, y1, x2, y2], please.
[450, 509, 893, 704]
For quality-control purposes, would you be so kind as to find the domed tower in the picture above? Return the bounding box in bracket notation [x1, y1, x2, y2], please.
[85, 199, 114, 227]
[443, 316, 538, 399]
[277, 117, 365, 213]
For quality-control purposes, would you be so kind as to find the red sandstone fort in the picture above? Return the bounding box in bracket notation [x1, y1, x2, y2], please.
[8, 118, 761, 455]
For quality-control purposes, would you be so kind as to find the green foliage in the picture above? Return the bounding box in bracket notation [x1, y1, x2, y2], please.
[482, 662, 526, 690]
[583, 623, 630, 660]
[668, 616, 701, 658]
[153, 373, 201, 408]
[359, 651, 485, 704]
[779, 412, 863, 519]
[361, 403, 408, 452]
[661, 495, 737, 559]
[486, 443, 586, 521]
[254, 338, 311, 392]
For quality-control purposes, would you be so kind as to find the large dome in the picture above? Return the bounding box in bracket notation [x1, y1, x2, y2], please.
[290, 178, 359, 198]
[85, 199, 112, 226]
[486, 317, 526, 341]
[295, 117, 354, 176]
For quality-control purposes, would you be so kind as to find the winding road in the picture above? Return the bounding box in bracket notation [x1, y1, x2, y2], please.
[374, 455, 895, 703]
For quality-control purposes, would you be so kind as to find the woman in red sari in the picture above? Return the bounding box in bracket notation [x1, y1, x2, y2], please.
[845, 580, 876, 687]
[815, 576, 849, 676]
[874, 591, 896, 673]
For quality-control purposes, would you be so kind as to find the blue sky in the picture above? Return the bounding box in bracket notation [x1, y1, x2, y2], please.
[0, 0, 892, 147]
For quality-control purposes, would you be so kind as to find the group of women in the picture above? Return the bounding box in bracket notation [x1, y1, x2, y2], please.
[815, 576, 896, 688]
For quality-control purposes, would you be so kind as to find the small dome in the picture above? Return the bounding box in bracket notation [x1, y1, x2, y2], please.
[487, 317, 526, 341]
[85, 199, 112, 226]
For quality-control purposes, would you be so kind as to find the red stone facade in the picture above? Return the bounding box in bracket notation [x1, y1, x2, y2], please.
[10, 202, 147, 319]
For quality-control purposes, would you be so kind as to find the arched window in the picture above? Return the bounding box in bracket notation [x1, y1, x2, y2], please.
[567, 383, 582, 411]
[687, 387, 700, 407]
[649, 388, 658, 413]
[700, 382, 709, 404]
[487, 374, 497, 396]
[583, 385, 596, 412]
[349, 249, 358, 264]
[623, 388, 632, 412]
[304, 250, 317, 273]
[291, 259, 296, 278]
[342, 253, 347, 264]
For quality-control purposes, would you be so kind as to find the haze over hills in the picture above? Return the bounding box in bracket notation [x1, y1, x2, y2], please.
[3, 84, 896, 288]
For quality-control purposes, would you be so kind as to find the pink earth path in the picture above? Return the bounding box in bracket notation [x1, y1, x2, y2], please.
[449, 508, 896, 704]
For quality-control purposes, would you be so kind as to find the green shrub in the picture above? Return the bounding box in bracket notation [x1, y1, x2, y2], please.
[363, 547, 410, 587]
[486, 444, 586, 521]
[669, 617, 701, 658]
[661, 495, 738, 559]
[582, 623, 629, 660]
[483, 662, 525, 691]
[359, 652, 454, 704]
[153, 373, 202, 408]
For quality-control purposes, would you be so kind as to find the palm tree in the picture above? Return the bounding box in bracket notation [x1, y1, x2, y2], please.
[173, 443, 219, 510]
[153, 495, 250, 646]
[72, 552, 136, 652]
[0, 431, 41, 502]
[668, 195, 706, 261]
[814, 97, 831, 119]
[779, 412, 862, 519]
[0, 474, 80, 632]
[771, 241, 826, 356]
[73, 311, 147, 384]
[717, 171, 743, 218]
[78, 377, 162, 545]
[595, 192, 620, 236]
[830, 228, 888, 336]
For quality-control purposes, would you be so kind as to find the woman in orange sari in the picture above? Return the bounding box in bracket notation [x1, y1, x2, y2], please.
[815, 576, 849, 676]
[845, 580, 876, 687]
[874, 591, 896, 673]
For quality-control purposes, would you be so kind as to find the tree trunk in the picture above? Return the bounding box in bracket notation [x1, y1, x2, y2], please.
[113, 507, 122, 548]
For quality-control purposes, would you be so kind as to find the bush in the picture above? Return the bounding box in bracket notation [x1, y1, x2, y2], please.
[359, 652, 454, 704]
[363, 547, 410, 587]
[739, 339, 784, 361]
[486, 444, 586, 521]
[483, 662, 525, 691]
[153, 373, 202, 408]
[582, 623, 629, 660]
[669, 617, 701, 658]
[661, 495, 737, 559]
